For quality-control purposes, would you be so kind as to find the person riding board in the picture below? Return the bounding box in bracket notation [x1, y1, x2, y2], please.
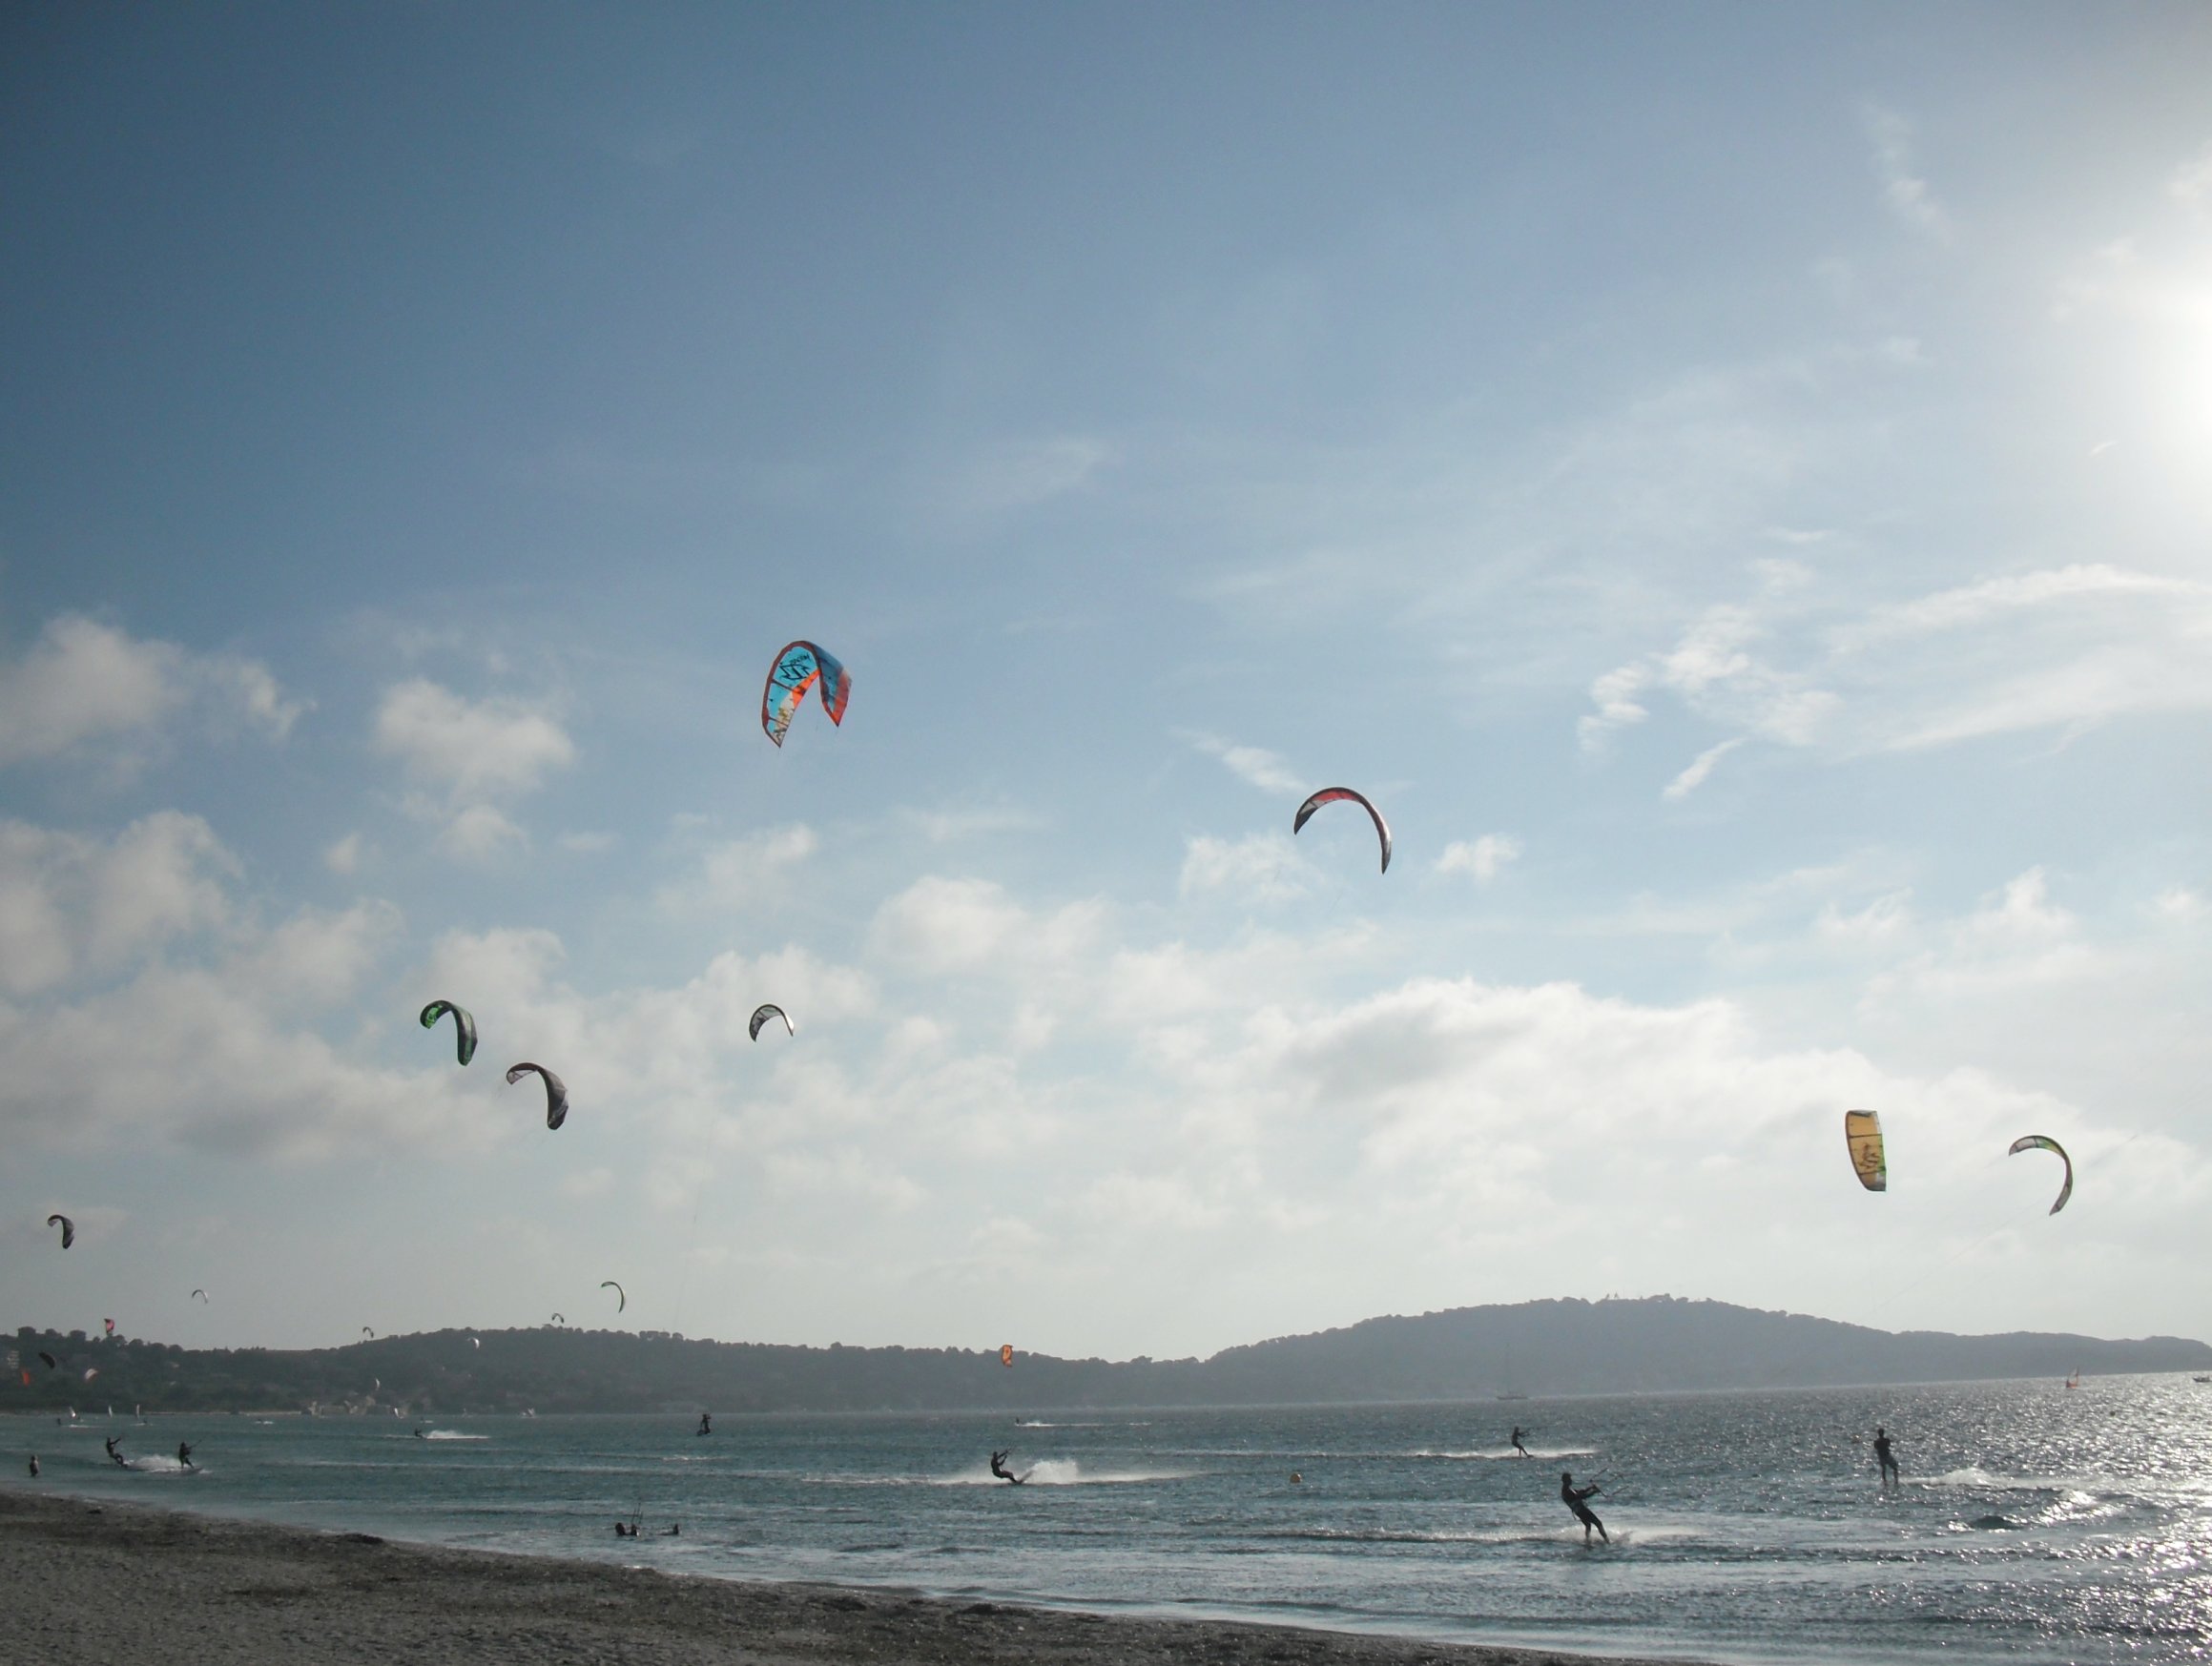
[989, 1450, 1025, 1485]
[1561, 1471, 1608, 1544]
[1872, 1427, 1898, 1491]
[1510, 1426, 1529, 1458]
[697, 1412, 712, 1437]
[177, 1442, 196, 1471]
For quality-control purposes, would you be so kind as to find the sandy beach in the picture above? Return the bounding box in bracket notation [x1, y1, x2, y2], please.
[0, 1490, 1699, 1666]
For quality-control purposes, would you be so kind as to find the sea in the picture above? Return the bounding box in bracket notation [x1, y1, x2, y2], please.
[10, 1375, 2212, 1665]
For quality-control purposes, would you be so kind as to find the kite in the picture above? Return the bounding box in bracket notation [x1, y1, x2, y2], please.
[1292, 788, 1392, 874]
[1000, 1345, 1015, 1368]
[749, 1004, 793, 1041]
[1844, 1110, 1886, 1193]
[36, 1352, 57, 1371]
[421, 1000, 478, 1066]
[362, 1327, 375, 1340]
[549, 1313, 566, 1326]
[506, 1062, 569, 1130]
[191, 1289, 209, 1304]
[2008, 1135, 2074, 1215]
[470, 1337, 481, 1349]
[761, 641, 850, 748]
[46, 1214, 73, 1249]
[601, 1281, 626, 1313]
[102, 1320, 114, 1338]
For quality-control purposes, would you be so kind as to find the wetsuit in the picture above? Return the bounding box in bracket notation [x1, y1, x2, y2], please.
[178, 1443, 195, 1470]
[27, 1456, 37, 1478]
[989, 1450, 1023, 1484]
[1511, 1427, 1529, 1457]
[1561, 1472, 1607, 1543]
[697, 1413, 712, 1436]
[1873, 1429, 1898, 1490]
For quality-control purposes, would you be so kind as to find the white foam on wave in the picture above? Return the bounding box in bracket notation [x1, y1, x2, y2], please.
[123, 1454, 199, 1475]
[1411, 1447, 1598, 1462]
[931, 1458, 1197, 1487]
[418, 1429, 489, 1441]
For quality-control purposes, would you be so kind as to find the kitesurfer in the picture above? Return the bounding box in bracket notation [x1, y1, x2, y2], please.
[1510, 1426, 1529, 1458]
[663, 1524, 681, 1536]
[989, 1450, 1025, 1485]
[177, 1442, 195, 1471]
[696, 1412, 712, 1437]
[1561, 1471, 1607, 1544]
[27, 1455, 37, 1478]
[613, 1521, 633, 1538]
[1873, 1427, 1898, 1491]
[105, 1438, 127, 1470]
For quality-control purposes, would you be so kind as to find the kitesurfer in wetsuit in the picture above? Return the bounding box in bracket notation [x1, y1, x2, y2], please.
[1510, 1426, 1529, 1458]
[697, 1412, 712, 1437]
[177, 1442, 195, 1471]
[106, 1438, 129, 1470]
[1561, 1471, 1607, 1544]
[27, 1455, 37, 1478]
[989, 1450, 1025, 1485]
[1873, 1427, 1898, 1491]
[613, 1521, 633, 1537]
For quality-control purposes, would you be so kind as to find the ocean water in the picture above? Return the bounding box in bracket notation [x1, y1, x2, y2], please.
[10, 1375, 2212, 1664]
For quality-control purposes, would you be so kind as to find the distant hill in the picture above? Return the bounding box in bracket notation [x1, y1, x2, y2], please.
[11, 1297, 2207, 1416]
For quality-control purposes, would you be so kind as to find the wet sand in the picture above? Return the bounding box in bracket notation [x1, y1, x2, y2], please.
[0, 1490, 1702, 1666]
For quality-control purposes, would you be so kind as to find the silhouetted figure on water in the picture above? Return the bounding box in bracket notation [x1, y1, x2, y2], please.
[989, 1450, 1026, 1485]
[1561, 1471, 1607, 1544]
[1873, 1427, 1898, 1491]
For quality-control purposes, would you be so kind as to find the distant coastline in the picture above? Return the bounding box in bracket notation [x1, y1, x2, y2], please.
[12, 1294, 2207, 1418]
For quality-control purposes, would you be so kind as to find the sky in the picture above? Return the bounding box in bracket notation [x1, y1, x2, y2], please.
[3, 3, 2209, 1362]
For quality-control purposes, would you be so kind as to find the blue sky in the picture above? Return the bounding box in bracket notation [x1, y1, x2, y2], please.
[4, 4, 2210, 1360]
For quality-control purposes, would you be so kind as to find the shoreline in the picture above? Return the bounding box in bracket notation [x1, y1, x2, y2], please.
[1, 1488, 1708, 1666]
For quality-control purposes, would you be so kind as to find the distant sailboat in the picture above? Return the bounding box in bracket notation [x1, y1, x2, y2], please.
[2065, 1370, 2080, 1389]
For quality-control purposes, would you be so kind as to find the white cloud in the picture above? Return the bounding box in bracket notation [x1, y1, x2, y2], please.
[693, 825, 817, 909]
[373, 680, 574, 859]
[870, 875, 1106, 978]
[2170, 145, 2212, 216]
[373, 680, 574, 801]
[1662, 738, 1746, 801]
[1837, 565, 2207, 646]
[2154, 886, 2203, 923]
[0, 615, 301, 766]
[1584, 560, 2212, 774]
[439, 803, 527, 861]
[1864, 105, 1950, 239]
[1179, 833, 1313, 905]
[0, 813, 239, 997]
[1185, 732, 1304, 793]
[323, 833, 363, 876]
[1581, 599, 1836, 758]
[1436, 834, 1520, 882]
